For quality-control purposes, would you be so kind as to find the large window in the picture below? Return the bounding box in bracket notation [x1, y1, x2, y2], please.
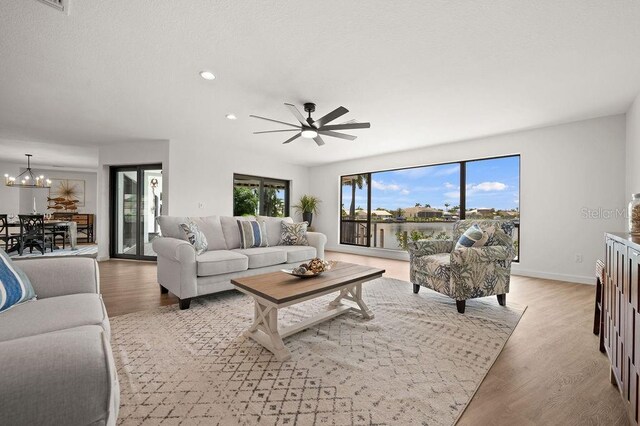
[339, 155, 520, 258]
[233, 174, 289, 217]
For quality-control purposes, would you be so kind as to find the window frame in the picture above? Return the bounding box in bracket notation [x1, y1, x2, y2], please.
[233, 173, 290, 217]
[338, 154, 520, 260]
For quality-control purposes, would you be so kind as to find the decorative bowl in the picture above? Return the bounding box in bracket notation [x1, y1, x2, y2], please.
[281, 269, 323, 278]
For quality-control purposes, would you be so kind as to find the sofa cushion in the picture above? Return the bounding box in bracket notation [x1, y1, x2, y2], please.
[0, 325, 118, 426]
[221, 216, 254, 249]
[197, 250, 248, 277]
[0, 293, 109, 343]
[157, 215, 189, 240]
[0, 248, 36, 313]
[257, 216, 294, 246]
[277, 245, 317, 263]
[158, 216, 227, 250]
[232, 247, 287, 269]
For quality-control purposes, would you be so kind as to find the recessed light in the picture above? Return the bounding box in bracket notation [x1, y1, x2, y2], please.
[301, 129, 318, 139]
[226, 114, 237, 120]
[199, 71, 215, 80]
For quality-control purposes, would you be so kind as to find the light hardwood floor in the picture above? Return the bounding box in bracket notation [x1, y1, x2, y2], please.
[99, 252, 629, 425]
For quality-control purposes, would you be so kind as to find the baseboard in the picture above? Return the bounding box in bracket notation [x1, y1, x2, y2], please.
[327, 245, 595, 286]
[96, 255, 110, 262]
[326, 245, 410, 261]
[510, 266, 594, 285]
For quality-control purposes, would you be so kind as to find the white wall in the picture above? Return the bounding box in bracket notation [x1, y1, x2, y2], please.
[309, 115, 627, 284]
[167, 139, 310, 218]
[627, 92, 640, 198]
[0, 161, 21, 213]
[96, 140, 171, 260]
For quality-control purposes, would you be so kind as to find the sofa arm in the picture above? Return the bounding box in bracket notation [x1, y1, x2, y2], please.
[451, 245, 515, 264]
[13, 257, 100, 299]
[407, 240, 454, 257]
[152, 237, 196, 263]
[307, 232, 327, 259]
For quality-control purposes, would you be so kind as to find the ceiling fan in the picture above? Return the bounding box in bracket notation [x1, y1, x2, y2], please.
[250, 102, 371, 146]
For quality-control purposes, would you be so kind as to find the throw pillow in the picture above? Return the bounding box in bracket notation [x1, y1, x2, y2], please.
[455, 223, 488, 250]
[238, 220, 268, 249]
[179, 221, 208, 255]
[281, 221, 309, 246]
[0, 248, 36, 313]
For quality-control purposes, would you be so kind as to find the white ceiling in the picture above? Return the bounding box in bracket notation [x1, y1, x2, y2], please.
[1, 0, 640, 167]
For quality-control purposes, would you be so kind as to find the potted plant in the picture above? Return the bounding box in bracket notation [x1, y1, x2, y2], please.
[293, 195, 321, 226]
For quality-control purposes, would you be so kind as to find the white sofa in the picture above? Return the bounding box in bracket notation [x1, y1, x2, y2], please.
[153, 215, 327, 309]
[0, 256, 119, 426]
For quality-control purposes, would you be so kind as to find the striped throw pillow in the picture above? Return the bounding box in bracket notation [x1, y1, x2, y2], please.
[0, 249, 36, 313]
[455, 223, 488, 250]
[238, 220, 268, 249]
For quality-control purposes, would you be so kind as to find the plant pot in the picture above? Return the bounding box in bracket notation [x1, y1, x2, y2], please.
[302, 212, 313, 227]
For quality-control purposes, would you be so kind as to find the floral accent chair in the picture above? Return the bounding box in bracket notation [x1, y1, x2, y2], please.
[408, 220, 516, 313]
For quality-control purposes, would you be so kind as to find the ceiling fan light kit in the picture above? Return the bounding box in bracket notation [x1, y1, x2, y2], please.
[250, 102, 371, 146]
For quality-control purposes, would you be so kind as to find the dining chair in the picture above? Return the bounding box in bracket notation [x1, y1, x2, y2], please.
[0, 214, 10, 251]
[18, 214, 54, 255]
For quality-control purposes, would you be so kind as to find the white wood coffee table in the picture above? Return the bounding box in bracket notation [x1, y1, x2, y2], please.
[231, 261, 385, 361]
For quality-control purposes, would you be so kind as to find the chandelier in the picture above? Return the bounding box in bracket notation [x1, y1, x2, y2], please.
[4, 154, 51, 188]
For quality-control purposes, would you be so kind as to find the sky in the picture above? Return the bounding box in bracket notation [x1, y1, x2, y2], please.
[342, 156, 520, 211]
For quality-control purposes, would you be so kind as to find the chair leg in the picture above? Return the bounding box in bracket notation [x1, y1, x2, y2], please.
[497, 294, 506, 306]
[413, 284, 420, 294]
[456, 300, 466, 314]
[179, 298, 191, 310]
[159, 284, 169, 294]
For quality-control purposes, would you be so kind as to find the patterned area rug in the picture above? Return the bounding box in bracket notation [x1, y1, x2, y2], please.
[111, 278, 526, 425]
[8, 244, 98, 258]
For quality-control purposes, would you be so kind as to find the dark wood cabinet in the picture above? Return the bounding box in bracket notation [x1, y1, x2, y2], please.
[605, 232, 640, 424]
[52, 213, 95, 243]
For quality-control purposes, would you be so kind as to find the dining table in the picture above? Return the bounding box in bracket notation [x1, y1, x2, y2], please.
[6, 219, 78, 253]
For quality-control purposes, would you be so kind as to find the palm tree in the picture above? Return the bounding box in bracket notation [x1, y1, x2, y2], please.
[424, 203, 431, 208]
[342, 174, 367, 242]
[415, 202, 422, 207]
[444, 203, 450, 212]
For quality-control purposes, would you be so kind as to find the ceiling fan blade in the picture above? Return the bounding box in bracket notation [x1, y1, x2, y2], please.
[338, 119, 357, 125]
[313, 135, 326, 146]
[253, 129, 300, 134]
[249, 115, 300, 129]
[312, 106, 349, 128]
[319, 122, 371, 131]
[282, 133, 302, 144]
[284, 103, 309, 127]
[318, 130, 357, 141]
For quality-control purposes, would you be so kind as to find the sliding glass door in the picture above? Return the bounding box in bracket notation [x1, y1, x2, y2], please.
[110, 164, 163, 260]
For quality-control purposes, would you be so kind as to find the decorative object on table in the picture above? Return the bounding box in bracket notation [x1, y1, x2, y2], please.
[409, 219, 516, 314]
[285, 258, 335, 277]
[3, 154, 51, 188]
[48, 178, 85, 211]
[280, 221, 309, 246]
[292, 194, 320, 227]
[250, 102, 371, 146]
[629, 193, 640, 234]
[32, 196, 37, 214]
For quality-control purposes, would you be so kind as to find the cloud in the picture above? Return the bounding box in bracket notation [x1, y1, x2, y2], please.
[372, 179, 404, 192]
[443, 182, 457, 189]
[466, 181, 508, 195]
[400, 189, 410, 195]
[444, 191, 460, 199]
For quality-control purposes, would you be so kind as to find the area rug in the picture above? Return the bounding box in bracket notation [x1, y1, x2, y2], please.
[8, 244, 98, 258]
[111, 278, 526, 425]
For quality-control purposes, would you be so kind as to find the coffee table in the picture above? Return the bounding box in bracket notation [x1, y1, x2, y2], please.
[231, 261, 385, 361]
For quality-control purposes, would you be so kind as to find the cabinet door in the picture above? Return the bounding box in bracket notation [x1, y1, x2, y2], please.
[629, 247, 640, 423]
[605, 238, 615, 359]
